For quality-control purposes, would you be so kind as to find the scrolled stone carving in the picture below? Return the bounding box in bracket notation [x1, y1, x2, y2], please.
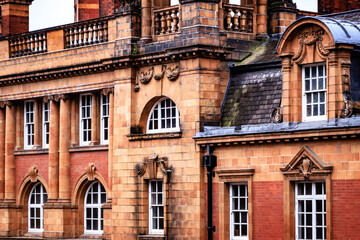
[165, 64, 180, 81]
[293, 27, 329, 63]
[118, 0, 140, 11]
[341, 96, 353, 118]
[137, 66, 154, 85]
[154, 65, 166, 81]
[271, 107, 282, 124]
[134, 82, 140, 92]
[135, 161, 147, 177]
[85, 163, 96, 181]
[135, 154, 172, 183]
[28, 166, 38, 182]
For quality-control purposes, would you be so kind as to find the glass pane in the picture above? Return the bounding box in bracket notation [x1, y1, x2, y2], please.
[86, 220, 91, 230]
[87, 208, 91, 218]
[30, 219, 35, 228]
[93, 220, 98, 230]
[298, 213, 304, 225]
[153, 217, 158, 229]
[316, 227, 323, 239]
[316, 214, 323, 225]
[306, 227, 312, 238]
[305, 67, 310, 78]
[234, 224, 240, 237]
[313, 105, 318, 116]
[158, 194, 163, 205]
[36, 208, 40, 217]
[318, 66, 324, 76]
[159, 207, 164, 217]
[241, 212, 247, 223]
[31, 208, 35, 218]
[233, 198, 238, 210]
[306, 94, 311, 104]
[306, 200, 312, 212]
[240, 185, 246, 197]
[307, 105, 312, 117]
[240, 198, 246, 210]
[298, 200, 304, 212]
[93, 208, 98, 218]
[234, 212, 240, 224]
[318, 78, 323, 90]
[233, 186, 238, 196]
[320, 104, 325, 116]
[298, 227, 304, 239]
[151, 194, 156, 205]
[312, 78, 317, 90]
[305, 80, 310, 91]
[101, 193, 107, 203]
[298, 183, 304, 195]
[316, 200, 322, 212]
[36, 219, 40, 229]
[159, 218, 164, 230]
[241, 224, 247, 236]
[320, 92, 325, 102]
[312, 66, 317, 77]
[313, 93, 318, 103]
[306, 214, 312, 225]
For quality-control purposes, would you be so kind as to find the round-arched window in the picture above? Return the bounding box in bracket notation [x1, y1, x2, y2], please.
[84, 181, 107, 234]
[147, 98, 180, 133]
[28, 183, 48, 232]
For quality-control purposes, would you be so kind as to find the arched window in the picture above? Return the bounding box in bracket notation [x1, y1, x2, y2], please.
[28, 183, 48, 232]
[84, 181, 107, 234]
[147, 98, 180, 133]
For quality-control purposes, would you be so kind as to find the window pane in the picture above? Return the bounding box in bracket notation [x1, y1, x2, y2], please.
[305, 80, 310, 91]
[241, 225, 247, 236]
[312, 66, 317, 77]
[305, 67, 310, 78]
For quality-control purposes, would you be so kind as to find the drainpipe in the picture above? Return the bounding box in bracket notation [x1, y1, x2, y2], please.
[203, 144, 217, 240]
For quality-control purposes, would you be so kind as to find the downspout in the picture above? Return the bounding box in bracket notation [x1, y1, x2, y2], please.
[203, 144, 217, 240]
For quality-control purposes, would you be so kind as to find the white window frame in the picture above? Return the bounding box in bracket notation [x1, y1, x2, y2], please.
[28, 183, 48, 233]
[149, 181, 164, 235]
[146, 98, 180, 134]
[100, 94, 109, 145]
[295, 182, 326, 240]
[42, 101, 50, 148]
[170, 0, 179, 6]
[80, 94, 92, 146]
[229, 0, 241, 5]
[24, 100, 35, 149]
[84, 181, 107, 234]
[302, 64, 327, 122]
[230, 184, 248, 240]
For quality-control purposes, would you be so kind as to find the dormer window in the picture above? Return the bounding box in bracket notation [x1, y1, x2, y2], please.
[302, 64, 327, 122]
[147, 98, 180, 134]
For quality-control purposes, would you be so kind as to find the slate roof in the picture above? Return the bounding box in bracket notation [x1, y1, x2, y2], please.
[237, 38, 281, 65]
[221, 63, 282, 127]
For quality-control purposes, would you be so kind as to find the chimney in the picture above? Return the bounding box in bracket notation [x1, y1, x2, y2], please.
[0, 0, 34, 36]
[75, 0, 99, 22]
[268, 0, 297, 34]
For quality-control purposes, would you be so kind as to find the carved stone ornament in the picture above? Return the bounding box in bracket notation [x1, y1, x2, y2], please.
[137, 66, 154, 85]
[341, 95, 354, 118]
[165, 64, 180, 81]
[117, 0, 140, 12]
[281, 146, 333, 179]
[28, 166, 38, 182]
[271, 107, 282, 124]
[102, 88, 114, 96]
[0, 101, 12, 108]
[85, 163, 96, 181]
[154, 65, 166, 81]
[136, 154, 172, 183]
[292, 27, 329, 63]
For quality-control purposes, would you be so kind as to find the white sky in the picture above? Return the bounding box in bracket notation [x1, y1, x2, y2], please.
[293, 0, 318, 12]
[28, 0, 318, 31]
[29, 0, 74, 31]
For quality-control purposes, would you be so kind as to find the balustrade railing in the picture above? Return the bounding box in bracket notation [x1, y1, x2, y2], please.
[64, 19, 108, 48]
[9, 32, 47, 58]
[223, 4, 254, 33]
[154, 6, 179, 35]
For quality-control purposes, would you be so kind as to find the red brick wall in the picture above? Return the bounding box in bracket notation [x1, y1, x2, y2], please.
[2, 15, 29, 36]
[318, 0, 360, 13]
[99, 0, 120, 18]
[77, 0, 99, 21]
[332, 179, 360, 239]
[253, 181, 284, 240]
[70, 150, 108, 193]
[15, 154, 49, 191]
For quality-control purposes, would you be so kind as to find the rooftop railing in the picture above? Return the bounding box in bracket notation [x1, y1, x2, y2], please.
[223, 4, 254, 33]
[154, 6, 180, 35]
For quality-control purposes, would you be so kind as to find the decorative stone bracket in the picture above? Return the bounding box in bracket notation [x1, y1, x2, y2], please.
[271, 107, 282, 124]
[28, 166, 38, 182]
[135, 154, 172, 183]
[136, 64, 180, 90]
[281, 146, 333, 180]
[85, 163, 96, 181]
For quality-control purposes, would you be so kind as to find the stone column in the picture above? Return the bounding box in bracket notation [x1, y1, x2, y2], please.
[108, 89, 114, 193]
[33, 100, 41, 149]
[4, 103, 16, 202]
[141, 0, 152, 42]
[0, 106, 5, 201]
[15, 103, 22, 150]
[48, 98, 59, 201]
[90, 92, 99, 145]
[70, 98, 78, 146]
[59, 96, 71, 202]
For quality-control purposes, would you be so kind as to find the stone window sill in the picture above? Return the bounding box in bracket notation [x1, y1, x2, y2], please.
[127, 132, 182, 141]
[14, 148, 49, 156]
[80, 234, 103, 239]
[138, 235, 166, 240]
[69, 144, 108, 153]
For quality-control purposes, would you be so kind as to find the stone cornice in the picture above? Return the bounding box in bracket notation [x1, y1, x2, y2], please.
[0, 0, 33, 4]
[195, 127, 360, 147]
[0, 45, 230, 87]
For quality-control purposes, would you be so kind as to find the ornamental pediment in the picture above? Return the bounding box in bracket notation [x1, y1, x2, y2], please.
[280, 146, 333, 179]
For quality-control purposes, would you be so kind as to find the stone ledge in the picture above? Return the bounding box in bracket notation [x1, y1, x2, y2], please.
[127, 132, 182, 141]
[138, 235, 166, 240]
[69, 145, 108, 153]
[14, 148, 49, 156]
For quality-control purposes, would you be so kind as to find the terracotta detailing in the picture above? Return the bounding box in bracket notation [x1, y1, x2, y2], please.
[0, 108, 5, 200]
[4, 104, 16, 201]
[48, 100, 59, 201]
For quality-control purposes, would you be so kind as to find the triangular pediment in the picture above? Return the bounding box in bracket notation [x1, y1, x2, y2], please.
[281, 146, 333, 179]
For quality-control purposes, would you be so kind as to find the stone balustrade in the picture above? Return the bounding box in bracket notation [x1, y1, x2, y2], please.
[64, 18, 108, 48]
[223, 4, 254, 33]
[9, 32, 47, 58]
[154, 6, 179, 35]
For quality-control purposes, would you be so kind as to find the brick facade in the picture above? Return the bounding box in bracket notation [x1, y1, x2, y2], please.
[0, 0, 359, 239]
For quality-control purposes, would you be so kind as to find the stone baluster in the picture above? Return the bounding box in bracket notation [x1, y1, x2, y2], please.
[166, 11, 172, 33]
[227, 8, 232, 30]
[233, 9, 240, 30]
[248, 11, 253, 33]
[155, 13, 161, 35]
[240, 10, 247, 32]
[172, 10, 178, 32]
[161, 12, 166, 34]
